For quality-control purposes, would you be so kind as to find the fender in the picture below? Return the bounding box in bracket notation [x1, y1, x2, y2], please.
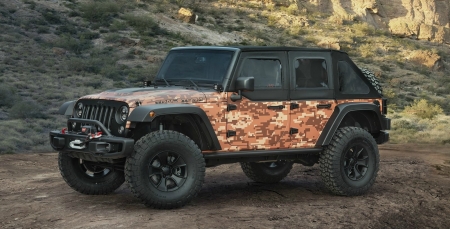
[128, 104, 221, 150]
[316, 103, 386, 146]
[58, 101, 75, 116]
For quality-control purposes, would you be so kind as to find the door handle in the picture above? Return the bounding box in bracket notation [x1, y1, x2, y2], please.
[316, 104, 331, 109]
[268, 105, 285, 110]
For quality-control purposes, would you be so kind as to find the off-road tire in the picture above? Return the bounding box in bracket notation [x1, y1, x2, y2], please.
[240, 161, 294, 183]
[58, 152, 125, 195]
[125, 130, 205, 209]
[360, 68, 383, 96]
[320, 127, 379, 196]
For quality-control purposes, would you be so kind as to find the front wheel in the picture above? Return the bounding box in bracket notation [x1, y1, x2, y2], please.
[240, 160, 294, 183]
[58, 153, 125, 195]
[125, 130, 205, 209]
[319, 127, 380, 196]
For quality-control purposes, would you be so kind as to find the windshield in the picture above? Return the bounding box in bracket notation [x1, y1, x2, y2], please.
[156, 50, 234, 85]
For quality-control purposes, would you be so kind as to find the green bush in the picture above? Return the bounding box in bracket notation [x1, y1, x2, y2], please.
[55, 24, 77, 35]
[9, 100, 45, 119]
[42, 9, 61, 24]
[0, 85, 19, 108]
[54, 34, 92, 54]
[122, 14, 166, 36]
[109, 20, 128, 32]
[79, 31, 100, 40]
[402, 99, 444, 119]
[104, 33, 122, 43]
[80, 1, 122, 24]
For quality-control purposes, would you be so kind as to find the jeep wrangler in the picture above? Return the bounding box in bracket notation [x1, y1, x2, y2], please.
[50, 46, 390, 209]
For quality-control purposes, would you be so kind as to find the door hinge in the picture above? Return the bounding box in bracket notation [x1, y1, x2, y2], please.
[227, 104, 237, 111]
[227, 130, 236, 137]
[290, 103, 299, 110]
[290, 128, 298, 135]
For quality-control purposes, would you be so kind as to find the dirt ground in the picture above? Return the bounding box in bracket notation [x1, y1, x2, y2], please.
[1, 144, 449, 229]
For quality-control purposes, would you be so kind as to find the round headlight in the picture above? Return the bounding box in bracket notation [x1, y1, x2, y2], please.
[75, 103, 83, 117]
[119, 106, 128, 122]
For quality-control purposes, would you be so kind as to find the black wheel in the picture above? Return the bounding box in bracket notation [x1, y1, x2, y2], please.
[58, 153, 125, 195]
[125, 130, 205, 209]
[320, 127, 379, 196]
[240, 160, 294, 183]
[360, 67, 383, 96]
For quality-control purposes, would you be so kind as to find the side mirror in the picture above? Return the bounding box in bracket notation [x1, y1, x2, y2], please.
[231, 77, 254, 102]
[235, 76, 254, 91]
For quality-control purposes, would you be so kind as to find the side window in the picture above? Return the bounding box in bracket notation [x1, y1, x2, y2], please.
[294, 58, 328, 88]
[337, 61, 370, 94]
[240, 58, 282, 89]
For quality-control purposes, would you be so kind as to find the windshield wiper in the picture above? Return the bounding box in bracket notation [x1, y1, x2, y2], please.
[155, 78, 170, 86]
[183, 79, 199, 90]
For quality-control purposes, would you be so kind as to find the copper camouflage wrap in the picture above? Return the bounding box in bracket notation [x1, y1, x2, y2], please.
[78, 88, 381, 152]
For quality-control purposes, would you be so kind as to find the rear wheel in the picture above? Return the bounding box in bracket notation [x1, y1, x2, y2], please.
[58, 153, 125, 195]
[320, 127, 379, 195]
[125, 130, 205, 209]
[240, 160, 293, 183]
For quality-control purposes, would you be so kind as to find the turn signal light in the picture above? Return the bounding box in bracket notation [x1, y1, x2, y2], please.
[149, 111, 156, 117]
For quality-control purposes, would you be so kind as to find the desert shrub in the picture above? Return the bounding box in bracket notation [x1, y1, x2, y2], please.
[54, 34, 92, 54]
[37, 26, 49, 34]
[402, 99, 444, 119]
[351, 22, 375, 36]
[79, 31, 100, 40]
[65, 57, 86, 72]
[9, 100, 45, 119]
[27, 57, 44, 67]
[280, 4, 298, 15]
[103, 33, 122, 43]
[80, 0, 122, 24]
[0, 118, 62, 153]
[380, 64, 391, 72]
[55, 24, 77, 35]
[42, 9, 61, 24]
[109, 20, 128, 32]
[266, 14, 277, 27]
[122, 14, 166, 36]
[390, 113, 450, 144]
[0, 85, 19, 108]
[358, 43, 375, 58]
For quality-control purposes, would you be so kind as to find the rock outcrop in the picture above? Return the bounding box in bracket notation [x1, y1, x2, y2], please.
[178, 8, 197, 24]
[298, 0, 450, 44]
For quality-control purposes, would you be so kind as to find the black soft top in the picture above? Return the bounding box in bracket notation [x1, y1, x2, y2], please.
[171, 46, 347, 54]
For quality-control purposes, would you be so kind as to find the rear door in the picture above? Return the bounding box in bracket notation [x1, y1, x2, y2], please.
[288, 51, 337, 148]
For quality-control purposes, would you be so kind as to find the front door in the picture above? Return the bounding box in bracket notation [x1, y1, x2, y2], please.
[226, 52, 290, 151]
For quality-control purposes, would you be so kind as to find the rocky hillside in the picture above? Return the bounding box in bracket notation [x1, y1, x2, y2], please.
[275, 0, 450, 44]
[0, 0, 449, 153]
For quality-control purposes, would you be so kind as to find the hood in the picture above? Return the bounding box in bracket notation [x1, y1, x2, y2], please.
[80, 87, 208, 108]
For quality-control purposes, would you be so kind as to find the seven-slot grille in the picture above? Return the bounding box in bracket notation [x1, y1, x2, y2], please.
[80, 105, 116, 130]
[74, 100, 128, 134]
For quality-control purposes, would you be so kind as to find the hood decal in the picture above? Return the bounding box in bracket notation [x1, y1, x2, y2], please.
[81, 87, 208, 107]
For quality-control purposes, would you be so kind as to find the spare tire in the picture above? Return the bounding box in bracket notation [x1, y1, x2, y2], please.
[360, 68, 382, 96]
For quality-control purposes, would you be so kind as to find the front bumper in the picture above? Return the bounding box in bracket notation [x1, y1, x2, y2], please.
[49, 119, 134, 159]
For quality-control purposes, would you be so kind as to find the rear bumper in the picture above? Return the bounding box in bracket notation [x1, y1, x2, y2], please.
[49, 130, 134, 159]
[376, 131, 389, 144]
[376, 116, 390, 144]
[382, 116, 391, 130]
